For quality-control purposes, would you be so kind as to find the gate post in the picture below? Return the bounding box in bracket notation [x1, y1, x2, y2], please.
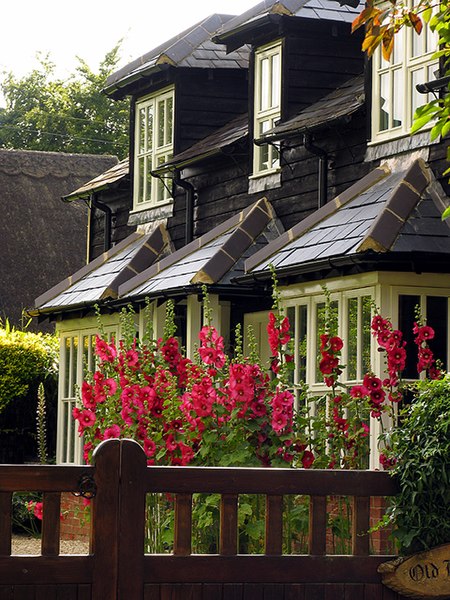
[117, 439, 147, 600]
[91, 439, 121, 600]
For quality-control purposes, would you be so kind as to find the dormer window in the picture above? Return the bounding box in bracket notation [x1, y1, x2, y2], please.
[371, 17, 438, 143]
[134, 86, 174, 210]
[253, 41, 282, 176]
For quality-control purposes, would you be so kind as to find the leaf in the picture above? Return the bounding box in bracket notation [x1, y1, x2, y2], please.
[352, 6, 379, 33]
[441, 204, 450, 220]
[409, 12, 423, 35]
[382, 29, 395, 61]
[410, 112, 435, 134]
[441, 119, 450, 139]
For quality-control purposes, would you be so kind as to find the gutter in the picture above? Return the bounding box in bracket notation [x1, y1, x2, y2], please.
[173, 169, 196, 245]
[303, 133, 328, 209]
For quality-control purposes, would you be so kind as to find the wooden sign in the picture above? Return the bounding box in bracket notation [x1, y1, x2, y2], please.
[379, 543, 450, 599]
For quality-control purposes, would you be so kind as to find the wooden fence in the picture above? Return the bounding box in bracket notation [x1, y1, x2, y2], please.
[0, 438, 402, 599]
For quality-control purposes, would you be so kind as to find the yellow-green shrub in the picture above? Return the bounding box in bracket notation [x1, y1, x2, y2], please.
[0, 327, 59, 413]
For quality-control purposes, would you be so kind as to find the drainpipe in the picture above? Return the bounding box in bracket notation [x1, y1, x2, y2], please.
[303, 133, 328, 209]
[173, 169, 195, 245]
[90, 193, 112, 253]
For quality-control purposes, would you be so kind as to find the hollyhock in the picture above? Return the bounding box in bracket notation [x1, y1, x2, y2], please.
[104, 424, 121, 439]
[95, 336, 117, 363]
[349, 385, 369, 399]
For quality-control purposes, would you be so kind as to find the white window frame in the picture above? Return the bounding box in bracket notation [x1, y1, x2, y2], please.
[252, 41, 282, 177]
[57, 321, 119, 464]
[133, 86, 174, 211]
[371, 7, 438, 143]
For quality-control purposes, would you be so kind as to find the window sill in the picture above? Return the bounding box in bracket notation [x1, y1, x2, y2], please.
[128, 201, 174, 227]
[366, 130, 439, 161]
[248, 170, 281, 194]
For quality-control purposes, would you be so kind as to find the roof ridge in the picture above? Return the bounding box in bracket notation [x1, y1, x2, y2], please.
[356, 159, 431, 253]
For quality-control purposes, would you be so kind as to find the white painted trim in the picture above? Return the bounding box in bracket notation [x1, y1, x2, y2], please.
[133, 86, 175, 211]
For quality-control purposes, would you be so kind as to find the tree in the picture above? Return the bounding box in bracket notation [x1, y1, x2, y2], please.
[353, 1, 450, 135]
[0, 44, 129, 158]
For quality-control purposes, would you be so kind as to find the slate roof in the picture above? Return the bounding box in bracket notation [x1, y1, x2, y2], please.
[257, 75, 365, 143]
[246, 159, 450, 278]
[33, 226, 172, 315]
[156, 113, 248, 172]
[213, 0, 364, 46]
[0, 149, 118, 329]
[63, 158, 129, 201]
[119, 198, 284, 299]
[105, 14, 250, 96]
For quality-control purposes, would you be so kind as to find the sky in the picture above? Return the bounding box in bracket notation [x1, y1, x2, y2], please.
[0, 1, 258, 83]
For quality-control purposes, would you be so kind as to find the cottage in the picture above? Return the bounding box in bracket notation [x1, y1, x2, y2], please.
[31, 0, 450, 467]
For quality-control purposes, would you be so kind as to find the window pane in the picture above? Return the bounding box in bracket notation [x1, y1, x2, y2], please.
[146, 156, 153, 202]
[361, 296, 372, 376]
[146, 104, 153, 152]
[411, 26, 423, 58]
[379, 72, 390, 131]
[426, 296, 448, 370]
[347, 298, 358, 380]
[298, 305, 307, 383]
[166, 96, 173, 146]
[157, 99, 165, 147]
[392, 69, 402, 128]
[393, 28, 404, 63]
[138, 107, 146, 153]
[63, 338, 70, 398]
[137, 157, 145, 204]
[411, 68, 424, 116]
[260, 57, 270, 111]
[398, 294, 420, 379]
[271, 52, 280, 109]
[70, 337, 78, 398]
[315, 300, 338, 381]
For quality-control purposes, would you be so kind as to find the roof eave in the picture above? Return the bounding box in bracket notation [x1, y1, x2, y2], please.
[213, 13, 282, 51]
[103, 63, 170, 98]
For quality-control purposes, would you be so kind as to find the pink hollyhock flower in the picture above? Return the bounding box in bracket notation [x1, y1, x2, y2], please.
[95, 336, 117, 362]
[301, 450, 315, 468]
[319, 353, 339, 375]
[413, 323, 434, 343]
[83, 442, 93, 462]
[143, 438, 156, 458]
[104, 378, 117, 396]
[272, 410, 289, 433]
[363, 375, 382, 392]
[371, 315, 389, 333]
[369, 389, 386, 405]
[26, 501, 44, 520]
[349, 385, 369, 399]
[329, 336, 343, 352]
[320, 334, 329, 350]
[103, 424, 121, 439]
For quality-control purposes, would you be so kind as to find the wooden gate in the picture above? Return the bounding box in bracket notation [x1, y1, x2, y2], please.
[0, 439, 401, 599]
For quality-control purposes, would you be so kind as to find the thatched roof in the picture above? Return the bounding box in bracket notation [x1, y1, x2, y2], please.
[0, 149, 117, 329]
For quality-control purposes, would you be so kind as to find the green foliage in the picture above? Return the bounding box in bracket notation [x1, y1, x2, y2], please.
[386, 374, 450, 554]
[11, 492, 42, 537]
[0, 45, 129, 157]
[0, 325, 58, 413]
[36, 382, 48, 464]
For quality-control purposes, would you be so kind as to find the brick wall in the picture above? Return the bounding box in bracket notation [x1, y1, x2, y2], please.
[60, 493, 90, 541]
